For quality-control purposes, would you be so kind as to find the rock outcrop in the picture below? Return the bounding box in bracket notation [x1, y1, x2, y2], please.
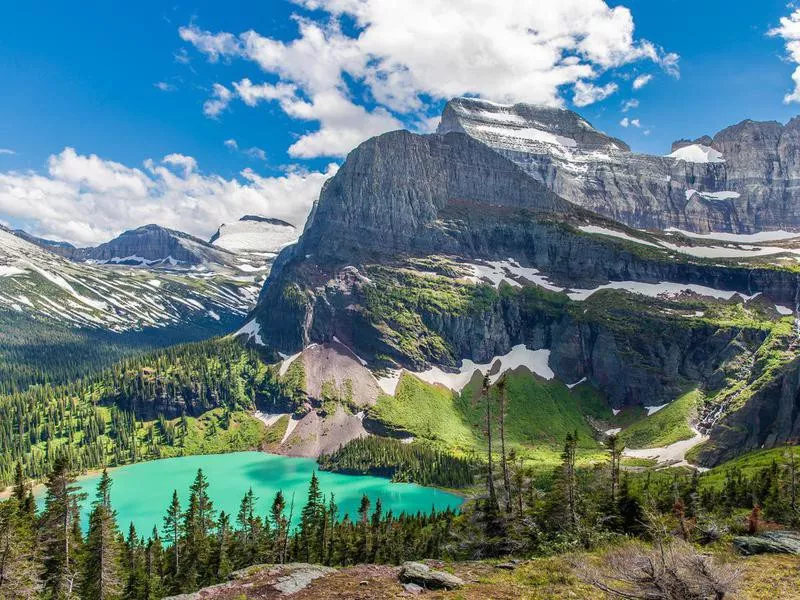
[439, 97, 800, 234]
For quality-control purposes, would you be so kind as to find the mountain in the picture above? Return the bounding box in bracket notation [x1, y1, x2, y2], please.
[438, 97, 800, 234]
[57, 224, 239, 267]
[0, 224, 263, 388]
[237, 97, 800, 468]
[210, 215, 297, 253]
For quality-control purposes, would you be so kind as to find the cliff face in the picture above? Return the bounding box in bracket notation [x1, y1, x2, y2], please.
[245, 99, 800, 466]
[299, 130, 569, 259]
[438, 97, 800, 234]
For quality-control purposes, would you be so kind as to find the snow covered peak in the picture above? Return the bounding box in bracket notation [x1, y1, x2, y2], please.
[210, 215, 298, 254]
[438, 96, 630, 154]
[666, 144, 725, 164]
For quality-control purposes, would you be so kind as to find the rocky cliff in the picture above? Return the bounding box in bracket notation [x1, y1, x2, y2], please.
[438, 97, 800, 234]
[243, 98, 800, 467]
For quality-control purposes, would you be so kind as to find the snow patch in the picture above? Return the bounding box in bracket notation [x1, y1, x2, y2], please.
[566, 377, 587, 389]
[776, 305, 794, 315]
[281, 416, 300, 444]
[667, 144, 725, 163]
[0, 266, 25, 277]
[623, 427, 708, 466]
[663, 228, 800, 243]
[235, 319, 264, 346]
[253, 412, 288, 427]
[475, 124, 577, 148]
[646, 403, 668, 416]
[278, 351, 302, 377]
[414, 345, 554, 392]
[578, 225, 661, 248]
[685, 189, 740, 201]
[567, 280, 758, 302]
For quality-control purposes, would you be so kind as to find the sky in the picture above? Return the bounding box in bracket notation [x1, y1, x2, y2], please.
[1, 0, 800, 246]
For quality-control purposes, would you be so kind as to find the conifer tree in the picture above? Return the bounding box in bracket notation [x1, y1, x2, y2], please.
[82, 469, 123, 600]
[40, 455, 85, 599]
[162, 491, 182, 588]
[269, 491, 288, 565]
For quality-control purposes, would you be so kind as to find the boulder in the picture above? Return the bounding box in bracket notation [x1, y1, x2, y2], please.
[399, 561, 464, 590]
[733, 531, 800, 555]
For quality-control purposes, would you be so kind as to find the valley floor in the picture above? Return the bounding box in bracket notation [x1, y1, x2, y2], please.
[167, 553, 800, 599]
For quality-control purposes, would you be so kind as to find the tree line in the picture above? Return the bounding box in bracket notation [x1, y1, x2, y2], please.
[318, 436, 476, 488]
[0, 459, 454, 599]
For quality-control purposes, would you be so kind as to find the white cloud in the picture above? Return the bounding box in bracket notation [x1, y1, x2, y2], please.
[154, 81, 177, 92]
[632, 74, 653, 89]
[621, 98, 639, 112]
[619, 117, 641, 128]
[203, 83, 233, 118]
[770, 9, 800, 103]
[244, 147, 267, 161]
[180, 1, 678, 157]
[573, 81, 618, 107]
[162, 153, 197, 175]
[224, 138, 239, 150]
[0, 148, 337, 245]
[0, 149, 14, 155]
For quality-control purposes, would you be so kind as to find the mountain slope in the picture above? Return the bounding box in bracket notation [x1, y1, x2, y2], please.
[439, 96, 800, 234]
[0, 225, 263, 387]
[239, 100, 800, 468]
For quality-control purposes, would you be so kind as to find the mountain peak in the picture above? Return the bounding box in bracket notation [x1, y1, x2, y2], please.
[438, 96, 630, 153]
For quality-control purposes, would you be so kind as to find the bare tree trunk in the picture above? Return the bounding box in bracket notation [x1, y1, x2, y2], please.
[498, 379, 511, 513]
[483, 376, 497, 505]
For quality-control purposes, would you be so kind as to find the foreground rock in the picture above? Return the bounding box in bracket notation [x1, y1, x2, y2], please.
[733, 531, 800, 555]
[162, 563, 337, 599]
[399, 561, 465, 590]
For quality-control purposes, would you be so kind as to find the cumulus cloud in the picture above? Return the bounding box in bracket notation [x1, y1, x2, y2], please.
[154, 81, 177, 92]
[621, 98, 639, 112]
[619, 117, 641, 128]
[632, 74, 653, 89]
[573, 81, 618, 107]
[770, 8, 800, 103]
[224, 138, 238, 150]
[180, 0, 678, 157]
[203, 83, 233, 118]
[0, 148, 336, 245]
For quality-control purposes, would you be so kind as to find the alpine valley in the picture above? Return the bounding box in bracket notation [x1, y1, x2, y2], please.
[5, 97, 800, 599]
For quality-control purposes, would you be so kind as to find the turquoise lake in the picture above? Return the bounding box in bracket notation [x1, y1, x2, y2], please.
[43, 452, 463, 534]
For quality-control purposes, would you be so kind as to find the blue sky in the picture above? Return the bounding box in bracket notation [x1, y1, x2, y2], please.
[1, 0, 799, 245]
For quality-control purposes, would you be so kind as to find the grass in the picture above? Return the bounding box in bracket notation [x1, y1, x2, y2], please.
[152, 409, 268, 458]
[371, 373, 479, 453]
[370, 368, 611, 471]
[618, 389, 701, 449]
[456, 369, 608, 451]
[699, 445, 800, 490]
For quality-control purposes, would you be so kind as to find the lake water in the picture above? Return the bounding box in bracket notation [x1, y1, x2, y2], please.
[46, 452, 463, 534]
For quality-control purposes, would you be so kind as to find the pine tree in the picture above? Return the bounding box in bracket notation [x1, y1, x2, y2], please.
[81, 469, 123, 600]
[299, 473, 324, 563]
[40, 455, 85, 599]
[497, 378, 512, 514]
[143, 528, 164, 600]
[210, 512, 232, 581]
[162, 491, 182, 588]
[270, 491, 288, 565]
[0, 495, 41, 599]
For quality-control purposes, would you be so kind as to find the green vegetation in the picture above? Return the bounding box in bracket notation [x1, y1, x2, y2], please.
[0, 310, 241, 394]
[361, 265, 498, 365]
[0, 338, 288, 486]
[319, 436, 476, 487]
[700, 445, 800, 490]
[369, 369, 611, 473]
[618, 389, 701, 449]
[1, 462, 455, 599]
[370, 373, 479, 452]
[456, 370, 608, 451]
